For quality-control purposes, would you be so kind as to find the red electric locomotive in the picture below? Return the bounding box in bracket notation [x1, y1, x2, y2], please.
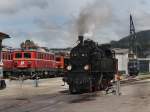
[11, 50, 63, 78]
[2, 49, 65, 78]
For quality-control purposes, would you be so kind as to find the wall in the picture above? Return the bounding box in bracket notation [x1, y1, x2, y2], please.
[115, 53, 129, 74]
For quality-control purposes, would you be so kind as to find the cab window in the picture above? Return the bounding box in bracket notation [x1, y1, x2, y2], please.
[15, 53, 22, 58]
[24, 53, 31, 58]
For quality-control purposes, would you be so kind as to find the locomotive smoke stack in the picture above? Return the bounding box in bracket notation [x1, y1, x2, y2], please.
[78, 35, 84, 45]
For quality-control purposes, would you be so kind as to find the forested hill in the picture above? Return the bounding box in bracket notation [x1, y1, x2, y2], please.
[110, 30, 150, 57]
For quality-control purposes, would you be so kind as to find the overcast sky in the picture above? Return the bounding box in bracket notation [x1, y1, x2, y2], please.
[1, 0, 150, 48]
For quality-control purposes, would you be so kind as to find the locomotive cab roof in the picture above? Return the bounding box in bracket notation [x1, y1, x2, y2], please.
[13, 49, 55, 55]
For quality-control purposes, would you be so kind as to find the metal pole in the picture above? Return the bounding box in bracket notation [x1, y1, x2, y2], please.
[116, 80, 121, 95]
[34, 74, 39, 87]
[35, 75, 39, 87]
[115, 74, 121, 96]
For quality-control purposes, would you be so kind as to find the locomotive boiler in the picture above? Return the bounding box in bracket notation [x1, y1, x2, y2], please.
[64, 36, 118, 94]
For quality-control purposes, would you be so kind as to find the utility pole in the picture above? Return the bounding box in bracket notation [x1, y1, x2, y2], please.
[128, 14, 139, 76]
[129, 14, 137, 57]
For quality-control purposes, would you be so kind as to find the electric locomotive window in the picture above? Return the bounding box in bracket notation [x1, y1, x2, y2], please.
[47, 54, 49, 60]
[8, 54, 11, 60]
[52, 55, 54, 60]
[15, 53, 22, 58]
[44, 54, 46, 59]
[38, 53, 41, 59]
[48, 54, 50, 60]
[41, 54, 42, 59]
[39, 53, 42, 59]
[11, 54, 13, 60]
[24, 53, 31, 58]
[39, 53, 41, 59]
[42, 54, 44, 59]
[41, 54, 43, 59]
[45, 54, 47, 60]
[4, 53, 7, 59]
[46, 54, 48, 60]
[3, 53, 5, 60]
[2, 53, 5, 59]
[36, 53, 38, 59]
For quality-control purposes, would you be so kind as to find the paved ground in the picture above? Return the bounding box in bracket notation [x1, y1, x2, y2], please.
[0, 78, 150, 112]
[0, 78, 66, 99]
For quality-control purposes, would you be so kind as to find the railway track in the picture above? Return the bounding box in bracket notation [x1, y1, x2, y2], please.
[120, 77, 150, 86]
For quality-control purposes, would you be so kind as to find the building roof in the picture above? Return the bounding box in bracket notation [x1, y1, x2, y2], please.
[113, 48, 129, 54]
[0, 32, 10, 40]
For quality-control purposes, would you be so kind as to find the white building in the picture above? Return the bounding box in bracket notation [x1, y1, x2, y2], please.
[113, 48, 129, 74]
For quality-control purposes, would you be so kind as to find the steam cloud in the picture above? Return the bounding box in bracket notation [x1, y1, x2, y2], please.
[76, 0, 111, 36]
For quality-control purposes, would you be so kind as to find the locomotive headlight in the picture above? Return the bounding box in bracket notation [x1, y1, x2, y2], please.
[67, 65, 72, 71]
[84, 65, 89, 70]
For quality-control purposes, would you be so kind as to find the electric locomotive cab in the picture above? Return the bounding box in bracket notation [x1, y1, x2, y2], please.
[13, 51, 32, 68]
[13, 51, 33, 76]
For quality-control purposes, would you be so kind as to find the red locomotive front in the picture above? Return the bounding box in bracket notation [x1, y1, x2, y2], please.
[12, 50, 57, 78]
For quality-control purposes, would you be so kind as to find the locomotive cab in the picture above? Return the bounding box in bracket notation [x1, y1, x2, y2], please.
[13, 51, 32, 68]
[13, 51, 33, 76]
[69, 49, 89, 72]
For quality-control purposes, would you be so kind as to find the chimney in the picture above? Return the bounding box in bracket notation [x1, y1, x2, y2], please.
[78, 35, 84, 45]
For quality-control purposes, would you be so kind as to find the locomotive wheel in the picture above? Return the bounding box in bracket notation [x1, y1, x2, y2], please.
[69, 84, 77, 94]
[89, 80, 93, 92]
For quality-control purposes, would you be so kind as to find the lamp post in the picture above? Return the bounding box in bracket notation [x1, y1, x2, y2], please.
[0, 32, 10, 89]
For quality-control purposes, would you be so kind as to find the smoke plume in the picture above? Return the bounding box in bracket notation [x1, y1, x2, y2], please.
[76, 0, 111, 36]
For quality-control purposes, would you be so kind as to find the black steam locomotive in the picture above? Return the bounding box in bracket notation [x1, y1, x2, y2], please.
[64, 36, 118, 94]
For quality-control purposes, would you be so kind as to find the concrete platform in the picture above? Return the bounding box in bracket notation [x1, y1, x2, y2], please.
[0, 78, 150, 112]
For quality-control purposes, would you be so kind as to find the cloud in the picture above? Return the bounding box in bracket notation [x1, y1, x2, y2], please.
[23, 0, 49, 9]
[0, 0, 48, 14]
[2, 0, 150, 48]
